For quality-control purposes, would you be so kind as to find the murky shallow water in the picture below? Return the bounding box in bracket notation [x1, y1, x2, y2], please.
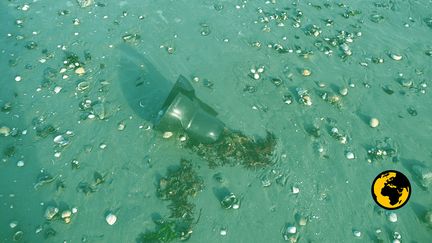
[1, 0, 432, 242]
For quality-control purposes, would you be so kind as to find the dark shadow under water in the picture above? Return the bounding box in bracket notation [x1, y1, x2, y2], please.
[116, 44, 173, 124]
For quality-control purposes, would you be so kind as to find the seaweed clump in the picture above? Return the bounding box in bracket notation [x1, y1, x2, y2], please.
[138, 160, 203, 243]
[186, 129, 276, 169]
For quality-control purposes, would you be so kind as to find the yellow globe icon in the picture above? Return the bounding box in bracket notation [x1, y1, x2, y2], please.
[371, 170, 411, 210]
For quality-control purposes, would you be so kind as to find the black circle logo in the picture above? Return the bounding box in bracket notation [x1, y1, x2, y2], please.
[371, 170, 411, 210]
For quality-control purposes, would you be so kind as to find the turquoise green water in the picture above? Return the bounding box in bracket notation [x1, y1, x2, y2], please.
[1, 0, 432, 242]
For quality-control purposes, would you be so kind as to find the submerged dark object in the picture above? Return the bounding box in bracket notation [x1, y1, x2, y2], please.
[155, 76, 276, 168]
[155, 76, 224, 144]
[118, 45, 276, 167]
